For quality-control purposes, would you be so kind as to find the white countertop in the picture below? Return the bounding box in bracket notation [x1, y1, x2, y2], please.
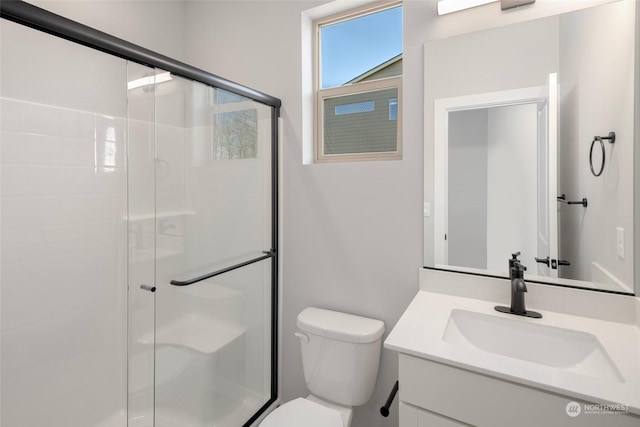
[384, 290, 640, 415]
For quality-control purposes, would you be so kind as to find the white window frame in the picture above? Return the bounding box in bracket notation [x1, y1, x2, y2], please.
[314, 1, 403, 163]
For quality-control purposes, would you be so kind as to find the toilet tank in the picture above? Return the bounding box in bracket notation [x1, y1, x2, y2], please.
[297, 308, 385, 407]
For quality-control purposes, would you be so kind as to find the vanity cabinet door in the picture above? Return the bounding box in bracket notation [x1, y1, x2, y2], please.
[400, 402, 470, 427]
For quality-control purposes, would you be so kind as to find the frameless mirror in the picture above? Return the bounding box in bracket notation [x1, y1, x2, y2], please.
[424, 0, 637, 294]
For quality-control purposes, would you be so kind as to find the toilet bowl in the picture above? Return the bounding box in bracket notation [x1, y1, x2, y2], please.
[260, 308, 384, 427]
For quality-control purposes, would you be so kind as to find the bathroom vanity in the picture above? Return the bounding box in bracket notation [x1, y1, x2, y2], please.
[385, 269, 640, 427]
[393, 1, 640, 424]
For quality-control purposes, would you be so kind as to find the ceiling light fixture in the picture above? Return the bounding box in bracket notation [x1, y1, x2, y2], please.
[437, 0, 497, 15]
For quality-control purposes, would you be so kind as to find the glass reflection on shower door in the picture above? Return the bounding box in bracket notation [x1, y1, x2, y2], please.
[127, 62, 159, 427]
[153, 73, 273, 426]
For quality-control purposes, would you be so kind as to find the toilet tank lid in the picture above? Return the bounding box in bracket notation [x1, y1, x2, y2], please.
[297, 307, 385, 343]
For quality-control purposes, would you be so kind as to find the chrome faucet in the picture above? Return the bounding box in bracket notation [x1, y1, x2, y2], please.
[495, 252, 542, 319]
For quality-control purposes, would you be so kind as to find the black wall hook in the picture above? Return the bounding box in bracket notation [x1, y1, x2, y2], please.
[557, 194, 588, 207]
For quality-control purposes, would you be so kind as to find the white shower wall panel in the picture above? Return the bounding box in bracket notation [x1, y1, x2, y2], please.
[0, 100, 128, 427]
[558, 0, 635, 288]
[156, 124, 187, 215]
[0, 21, 126, 116]
[1, 20, 128, 427]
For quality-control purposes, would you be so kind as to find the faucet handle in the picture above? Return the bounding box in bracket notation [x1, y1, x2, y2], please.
[509, 252, 526, 274]
[510, 252, 526, 269]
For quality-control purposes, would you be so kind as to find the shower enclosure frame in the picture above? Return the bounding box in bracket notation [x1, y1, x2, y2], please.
[0, 1, 281, 426]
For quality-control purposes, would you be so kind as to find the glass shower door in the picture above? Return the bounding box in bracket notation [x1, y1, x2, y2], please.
[151, 73, 274, 427]
[4, 5, 279, 426]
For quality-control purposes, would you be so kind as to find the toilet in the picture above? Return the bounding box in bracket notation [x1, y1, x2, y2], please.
[260, 307, 385, 427]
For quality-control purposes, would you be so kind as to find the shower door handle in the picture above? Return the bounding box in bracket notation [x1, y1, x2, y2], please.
[140, 284, 156, 292]
[169, 250, 276, 286]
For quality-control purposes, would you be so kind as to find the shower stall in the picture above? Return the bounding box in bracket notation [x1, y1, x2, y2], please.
[0, 2, 280, 426]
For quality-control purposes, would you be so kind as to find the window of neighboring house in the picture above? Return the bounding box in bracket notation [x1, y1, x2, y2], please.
[315, 1, 402, 163]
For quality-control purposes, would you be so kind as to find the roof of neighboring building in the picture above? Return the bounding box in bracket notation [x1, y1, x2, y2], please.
[344, 53, 402, 85]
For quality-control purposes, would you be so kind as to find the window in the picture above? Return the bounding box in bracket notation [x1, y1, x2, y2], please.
[212, 89, 258, 160]
[314, 1, 402, 162]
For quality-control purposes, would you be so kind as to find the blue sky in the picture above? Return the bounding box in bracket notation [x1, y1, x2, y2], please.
[321, 6, 402, 88]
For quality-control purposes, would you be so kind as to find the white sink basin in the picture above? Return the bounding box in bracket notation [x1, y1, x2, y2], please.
[443, 309, 624, 382]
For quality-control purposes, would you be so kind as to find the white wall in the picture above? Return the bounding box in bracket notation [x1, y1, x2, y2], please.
[636, 1, 640, 297]
[26, 0, 186, 61]
[558, 0, 635, 290]
[183, 2, 422, 426]
[486, 104, 538, 271]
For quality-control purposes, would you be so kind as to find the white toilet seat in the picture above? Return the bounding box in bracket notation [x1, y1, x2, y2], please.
[260, 398, 343, 427]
